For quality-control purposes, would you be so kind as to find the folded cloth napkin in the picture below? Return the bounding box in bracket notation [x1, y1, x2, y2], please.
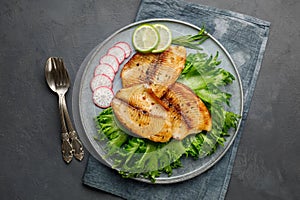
[82, 0, 270, 199]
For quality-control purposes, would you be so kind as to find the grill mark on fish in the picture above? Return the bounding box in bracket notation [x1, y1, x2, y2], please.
[121, 53, 159, 88]
[162, 83, 212, 140]
[111, 84, 173, 142]
[149, 46, 186, 98]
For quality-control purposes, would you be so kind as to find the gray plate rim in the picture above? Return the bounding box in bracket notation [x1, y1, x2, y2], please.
[72, 18, 244, 184]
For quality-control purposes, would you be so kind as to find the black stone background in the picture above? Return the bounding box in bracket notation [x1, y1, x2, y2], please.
[0, 0, 299, 199]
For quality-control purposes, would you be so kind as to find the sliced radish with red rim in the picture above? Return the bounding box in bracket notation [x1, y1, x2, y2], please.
[99, 55, 119, 72]
[94, 63, 115, 80]
[115, 42, 132, 58]
[107, 46, 125, 64]
[90, 74, 113, 91]
[93, 86, 114, 108]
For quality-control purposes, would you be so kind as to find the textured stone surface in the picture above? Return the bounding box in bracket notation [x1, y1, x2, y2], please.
[82, 0, 269, 199]
[0, 0, 299, 200]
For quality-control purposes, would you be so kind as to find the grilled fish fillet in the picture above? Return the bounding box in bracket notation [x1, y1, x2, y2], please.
[111, 82, 212, 142]
[111, 84, 173, 142]
[161, 82, 212, 140]
[121, 45, 186, 98]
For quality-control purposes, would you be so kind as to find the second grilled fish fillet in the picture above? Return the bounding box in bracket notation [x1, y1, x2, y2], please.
[111, 84, 173, 142]
[111, 82, 212, 142]
[120, 53, 159, 88]
[121, 46, 186, 97]
[161, 82, 212, 140]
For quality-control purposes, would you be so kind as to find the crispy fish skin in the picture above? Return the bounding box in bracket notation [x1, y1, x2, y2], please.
[111, 84, 173, 142]
[161, 82, 212, 140]
[120, 46, 186, 98]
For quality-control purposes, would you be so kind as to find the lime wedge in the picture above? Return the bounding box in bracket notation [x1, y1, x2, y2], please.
[132, 24, 160, 53]
[152, 24, 172, 53]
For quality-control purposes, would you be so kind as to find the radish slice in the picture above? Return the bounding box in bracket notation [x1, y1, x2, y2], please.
[99, 55, 119, 72]
[114, 42, 132, 58]
[90, 74, 113, 91]
[94, 63, 115, 80]
[107, 46, 125, 64]
[93, 86, 114, 108]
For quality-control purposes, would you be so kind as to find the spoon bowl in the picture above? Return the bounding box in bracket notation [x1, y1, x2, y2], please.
[45, 57, 58, 93]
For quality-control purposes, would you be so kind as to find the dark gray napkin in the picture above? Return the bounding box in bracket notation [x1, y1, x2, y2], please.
[82, 0, 270, 199]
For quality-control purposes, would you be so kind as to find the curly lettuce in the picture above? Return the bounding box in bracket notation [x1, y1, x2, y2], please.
[94, 50, 240, 182]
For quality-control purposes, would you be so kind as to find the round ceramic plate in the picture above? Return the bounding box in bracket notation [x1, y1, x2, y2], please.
[72, 18, 243, 184]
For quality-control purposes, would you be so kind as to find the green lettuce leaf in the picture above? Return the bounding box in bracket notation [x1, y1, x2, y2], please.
[94, 48, 241, 182]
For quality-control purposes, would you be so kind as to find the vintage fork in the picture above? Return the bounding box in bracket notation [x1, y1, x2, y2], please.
[54, 58, 84, 161]
[45, 57, 73, 163]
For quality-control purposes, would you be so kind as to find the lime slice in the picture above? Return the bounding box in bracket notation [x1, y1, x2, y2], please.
[132, 24, 160, 53]
[152, 24, 172, 53]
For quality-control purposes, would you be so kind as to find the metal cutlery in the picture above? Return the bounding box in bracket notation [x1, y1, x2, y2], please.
[45, 57, 84, 163]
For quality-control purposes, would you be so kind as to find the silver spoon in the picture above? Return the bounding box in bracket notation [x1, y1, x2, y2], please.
[45, 57, 84, 162]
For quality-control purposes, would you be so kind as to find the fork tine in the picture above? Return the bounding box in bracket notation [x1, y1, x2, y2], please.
[50, 57, 70, 89]
[59, 64, 64, 86]
[58, 59, 64, 85]
[53, 58, 63, 87]
[58, 58, 70, 86]
[52, 68, 58, 86]
[51, 57, 58, 71]
[63, 66, 70, 85]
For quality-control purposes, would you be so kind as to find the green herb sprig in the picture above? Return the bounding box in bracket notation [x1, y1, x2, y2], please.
[171, 26, 209, 50]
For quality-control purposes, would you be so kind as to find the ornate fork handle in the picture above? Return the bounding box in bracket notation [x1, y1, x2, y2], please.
[58, 96, 73, 163]
[61, 97, 84, 161]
